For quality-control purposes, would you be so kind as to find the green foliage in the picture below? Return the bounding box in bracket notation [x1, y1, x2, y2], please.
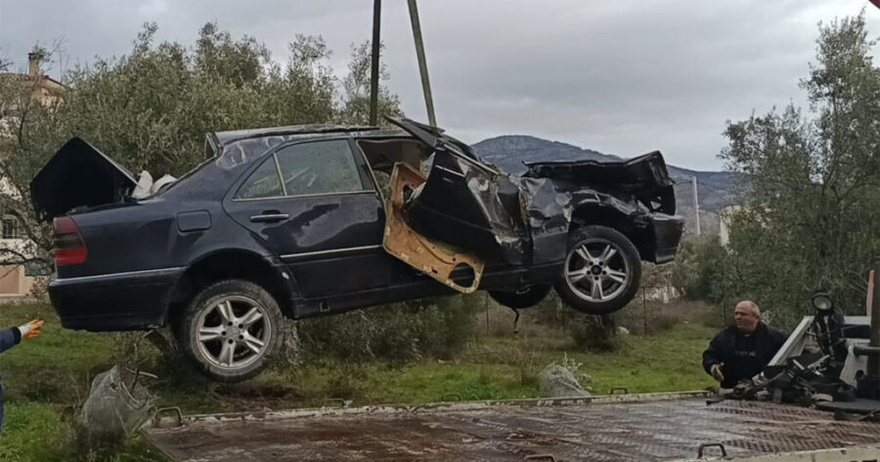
[0, 402, 68, 461]
[568, 315, 619, 352]
[194, 22, 270, 88]
[297, 294, 480, 364]
[719, 13, 880, 328]
[672, 235, 728, 304]
[338, 41, 403, 125]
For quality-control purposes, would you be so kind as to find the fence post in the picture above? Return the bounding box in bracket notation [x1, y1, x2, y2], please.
[484, 292, 490, 336]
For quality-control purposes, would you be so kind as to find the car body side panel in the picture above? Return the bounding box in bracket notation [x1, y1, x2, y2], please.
[225, 193, 389, 298]
[221, 138, 391, 300]
[48, 159, 298, 330]
[50, 268, 184, 331]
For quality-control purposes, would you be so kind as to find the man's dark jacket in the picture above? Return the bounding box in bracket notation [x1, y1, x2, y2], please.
[701, 323, 787, 388]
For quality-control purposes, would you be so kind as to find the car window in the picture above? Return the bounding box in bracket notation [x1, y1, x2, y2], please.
[276, 140, 366, 196]
[236, 157, 284, 199]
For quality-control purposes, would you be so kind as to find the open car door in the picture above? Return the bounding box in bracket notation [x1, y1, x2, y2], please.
[385, 118, 529, 267]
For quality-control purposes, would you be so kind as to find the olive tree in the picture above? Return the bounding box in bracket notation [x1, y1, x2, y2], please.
[720, 13, 880, 327]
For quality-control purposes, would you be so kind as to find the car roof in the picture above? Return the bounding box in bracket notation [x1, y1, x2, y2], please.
[207, 124, 414, 170]
[210, 125, 409, 149]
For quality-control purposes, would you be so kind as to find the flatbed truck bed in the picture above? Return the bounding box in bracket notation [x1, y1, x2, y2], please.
[143, 391, 880, 461]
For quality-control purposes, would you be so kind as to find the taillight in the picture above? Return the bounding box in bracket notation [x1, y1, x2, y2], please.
[53, 216, 87, 265]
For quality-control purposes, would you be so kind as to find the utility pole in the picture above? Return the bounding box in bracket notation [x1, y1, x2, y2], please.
[692, 176, 701, 236]
[871, 268, 880, 377]
[407, 0, 437, 127]
[369, 0, 382, 126]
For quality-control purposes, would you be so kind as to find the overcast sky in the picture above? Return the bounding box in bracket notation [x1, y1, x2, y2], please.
[2, 0, 879, 171]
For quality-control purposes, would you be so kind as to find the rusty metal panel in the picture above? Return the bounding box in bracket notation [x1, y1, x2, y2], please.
[143, 395, 880, 461]
[383, 162, 484, 293]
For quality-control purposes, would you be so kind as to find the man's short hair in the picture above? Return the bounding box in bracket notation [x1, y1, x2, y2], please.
[736, 300, 760, 317]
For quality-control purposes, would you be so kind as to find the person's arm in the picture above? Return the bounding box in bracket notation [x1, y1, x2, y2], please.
[0, 327, 21, 354]
[0, 320, 44, 354]
[702, 332, 727, 376]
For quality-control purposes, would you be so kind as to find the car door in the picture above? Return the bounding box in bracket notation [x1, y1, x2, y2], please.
[386, 118, 528, 266]
[224, 138, 389, 299]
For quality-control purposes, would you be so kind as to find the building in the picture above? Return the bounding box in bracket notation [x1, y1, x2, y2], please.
[0, 51, 64, 297]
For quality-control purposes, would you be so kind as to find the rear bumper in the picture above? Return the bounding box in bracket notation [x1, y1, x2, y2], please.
[48, 267, 184, 331]
[650, 214, 685, 264]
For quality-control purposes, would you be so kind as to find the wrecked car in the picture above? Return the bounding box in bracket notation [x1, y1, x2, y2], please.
[31, 118, 683, 382]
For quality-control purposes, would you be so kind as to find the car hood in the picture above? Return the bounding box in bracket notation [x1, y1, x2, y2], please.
[30, 137, 137, 222]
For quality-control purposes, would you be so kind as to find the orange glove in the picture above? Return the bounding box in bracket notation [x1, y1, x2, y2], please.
[18, 319, 44, 340]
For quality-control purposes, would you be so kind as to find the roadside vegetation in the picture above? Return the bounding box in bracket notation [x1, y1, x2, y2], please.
[0, 295, 718, 461]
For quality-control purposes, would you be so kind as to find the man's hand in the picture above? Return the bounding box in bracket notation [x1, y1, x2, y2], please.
[18, 319, 44, 340]
[710, 363, 725, 382]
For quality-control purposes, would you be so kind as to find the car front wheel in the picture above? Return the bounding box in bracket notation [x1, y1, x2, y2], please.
[177, 279, 283, 382]
[555, 225, 641, 315]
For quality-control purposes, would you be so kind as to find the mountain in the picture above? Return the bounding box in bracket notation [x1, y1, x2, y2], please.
[471, 135, 741, 235]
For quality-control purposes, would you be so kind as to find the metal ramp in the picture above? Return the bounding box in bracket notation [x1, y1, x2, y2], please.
[143, 392, 880, 461]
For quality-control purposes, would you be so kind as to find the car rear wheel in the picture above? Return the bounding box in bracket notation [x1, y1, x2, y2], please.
[177, 279, 283, 382]
[555, 225, 641, 315]
[488, 285, 552, 309]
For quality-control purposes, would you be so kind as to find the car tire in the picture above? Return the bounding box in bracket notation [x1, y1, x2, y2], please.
[488, 285, 552, 309]
[177, 279, 283, 383]
[554, 225, 641, 315]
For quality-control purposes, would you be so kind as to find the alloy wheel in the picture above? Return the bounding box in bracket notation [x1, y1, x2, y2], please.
[195, 295, 273, 370]
[564, 238, 630, 302]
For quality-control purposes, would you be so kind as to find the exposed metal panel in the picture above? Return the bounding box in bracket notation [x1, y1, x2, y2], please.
[143, 395, 880, 461]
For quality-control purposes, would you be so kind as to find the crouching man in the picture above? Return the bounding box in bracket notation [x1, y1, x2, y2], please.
[0, 319, 44, 434]
[702, 301, 787, 388]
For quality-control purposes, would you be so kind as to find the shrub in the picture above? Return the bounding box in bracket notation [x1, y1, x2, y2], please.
[568, 315, 619, 352]
[297, 294, 479, 364]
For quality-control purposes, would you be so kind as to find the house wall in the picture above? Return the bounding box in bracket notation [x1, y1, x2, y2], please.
[0, 265, 32, 295]
[0, 238, 37, 296]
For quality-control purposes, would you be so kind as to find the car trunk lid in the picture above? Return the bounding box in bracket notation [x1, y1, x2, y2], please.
[30, 137, 137, 222]
[522, 151, 675, 194]
[524, 151, 677, 214]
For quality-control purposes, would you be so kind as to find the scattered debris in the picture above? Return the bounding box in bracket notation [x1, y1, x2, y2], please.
[132, 170, 177, 198]
[79, 365, 157, 449]
[539, 364, 590, 398]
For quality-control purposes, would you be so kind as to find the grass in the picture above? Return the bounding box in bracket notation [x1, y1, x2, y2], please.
[0, 300, 718, 460]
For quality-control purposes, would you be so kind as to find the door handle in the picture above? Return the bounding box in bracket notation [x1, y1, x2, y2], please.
[250, 211, 289, 223]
